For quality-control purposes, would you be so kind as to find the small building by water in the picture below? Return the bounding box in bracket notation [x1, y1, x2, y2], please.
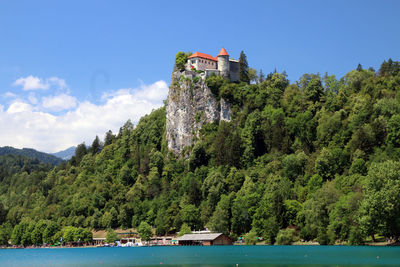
[177, 233, 232, 246]
[149, 236, 176, 246]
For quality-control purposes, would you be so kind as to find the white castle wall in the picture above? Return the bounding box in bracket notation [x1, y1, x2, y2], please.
[186, 51, 238, 82]
[217, 55, 230, 78]
[205, 69, 220, 78]
[188, 58, 217, 71]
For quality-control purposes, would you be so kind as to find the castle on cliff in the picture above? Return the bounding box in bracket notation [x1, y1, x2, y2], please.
[186, 48, 239, 82]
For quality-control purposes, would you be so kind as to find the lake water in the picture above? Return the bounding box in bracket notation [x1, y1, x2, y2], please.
[0, 245, 399, 267]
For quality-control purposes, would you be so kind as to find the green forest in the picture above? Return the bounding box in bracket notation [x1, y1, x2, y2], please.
[0, 146, 63, 166]
[0, 57, 400, 246]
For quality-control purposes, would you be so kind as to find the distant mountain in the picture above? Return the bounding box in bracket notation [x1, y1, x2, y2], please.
[0, 146, 63, 166]
[51, 146, 76, 160]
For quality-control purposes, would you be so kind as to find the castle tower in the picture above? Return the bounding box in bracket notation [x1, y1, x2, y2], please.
[217, 48, 230, 78]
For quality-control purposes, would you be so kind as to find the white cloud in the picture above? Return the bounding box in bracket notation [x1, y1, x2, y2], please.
[6, 101, 32, 114]
[13, 75, 49, 90]
[3, 92, 17, 98]
[101, 80, 169, 103]
[0, 80, 169, 153]
[13, 75, 67, 91]
[42, 94, 77, 111]
[134, 80, 170, 102]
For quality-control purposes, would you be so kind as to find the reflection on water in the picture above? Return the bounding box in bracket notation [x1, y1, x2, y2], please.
[0, 245, 399, 267]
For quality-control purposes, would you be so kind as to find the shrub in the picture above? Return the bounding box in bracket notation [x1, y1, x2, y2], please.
[244, 229, 258, 245]
[219, 83, 238, 104]
[175, 52, 188, 71]
[299, 224, 317, 241]
[275, 228, 297, 245]
[317, 227, 330, 245]
[62, 226, 76, 243]
[195, 112, 202, 123]
[138, 221, 153, 241]
[349, 226, 364, 245]
[178, 223, 192, 237]
[206, 74, 225, 96]
[105, 228, 119, 243]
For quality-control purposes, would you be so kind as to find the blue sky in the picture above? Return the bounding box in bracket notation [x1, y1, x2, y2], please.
[0, 0, 399, 152]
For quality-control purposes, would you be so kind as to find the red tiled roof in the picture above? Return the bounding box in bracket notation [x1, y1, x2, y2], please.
[218, 48, 229, 56]
[188, 52, 218, 61]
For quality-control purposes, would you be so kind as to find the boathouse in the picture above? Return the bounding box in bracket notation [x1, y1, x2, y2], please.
[177, 233, 232, 246]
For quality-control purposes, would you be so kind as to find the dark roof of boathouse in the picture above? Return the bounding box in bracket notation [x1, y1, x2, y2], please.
[177, 233, 223, 241]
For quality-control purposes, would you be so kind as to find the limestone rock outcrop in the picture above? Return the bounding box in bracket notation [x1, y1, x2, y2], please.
[166, 70, 231, 155]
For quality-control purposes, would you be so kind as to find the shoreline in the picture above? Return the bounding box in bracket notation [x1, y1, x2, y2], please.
[2, 241, 399, 249]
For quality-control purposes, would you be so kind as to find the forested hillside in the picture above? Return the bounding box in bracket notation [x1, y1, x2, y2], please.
[1, 59, 400, 246]
[0, 146, 63, 166]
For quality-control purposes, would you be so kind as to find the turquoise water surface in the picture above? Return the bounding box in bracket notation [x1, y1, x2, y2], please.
[1, 245, 399, 267]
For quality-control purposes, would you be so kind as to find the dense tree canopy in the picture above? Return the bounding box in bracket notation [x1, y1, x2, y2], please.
[1, 59, 400, 245]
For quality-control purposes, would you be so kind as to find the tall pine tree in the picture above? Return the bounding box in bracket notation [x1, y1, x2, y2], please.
[89, 136, 101, 155]
[239, 51, 250, 84]
[259, 69, 265, 83]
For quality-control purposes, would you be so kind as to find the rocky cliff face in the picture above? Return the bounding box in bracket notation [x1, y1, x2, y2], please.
[166, 70, 231, 155]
